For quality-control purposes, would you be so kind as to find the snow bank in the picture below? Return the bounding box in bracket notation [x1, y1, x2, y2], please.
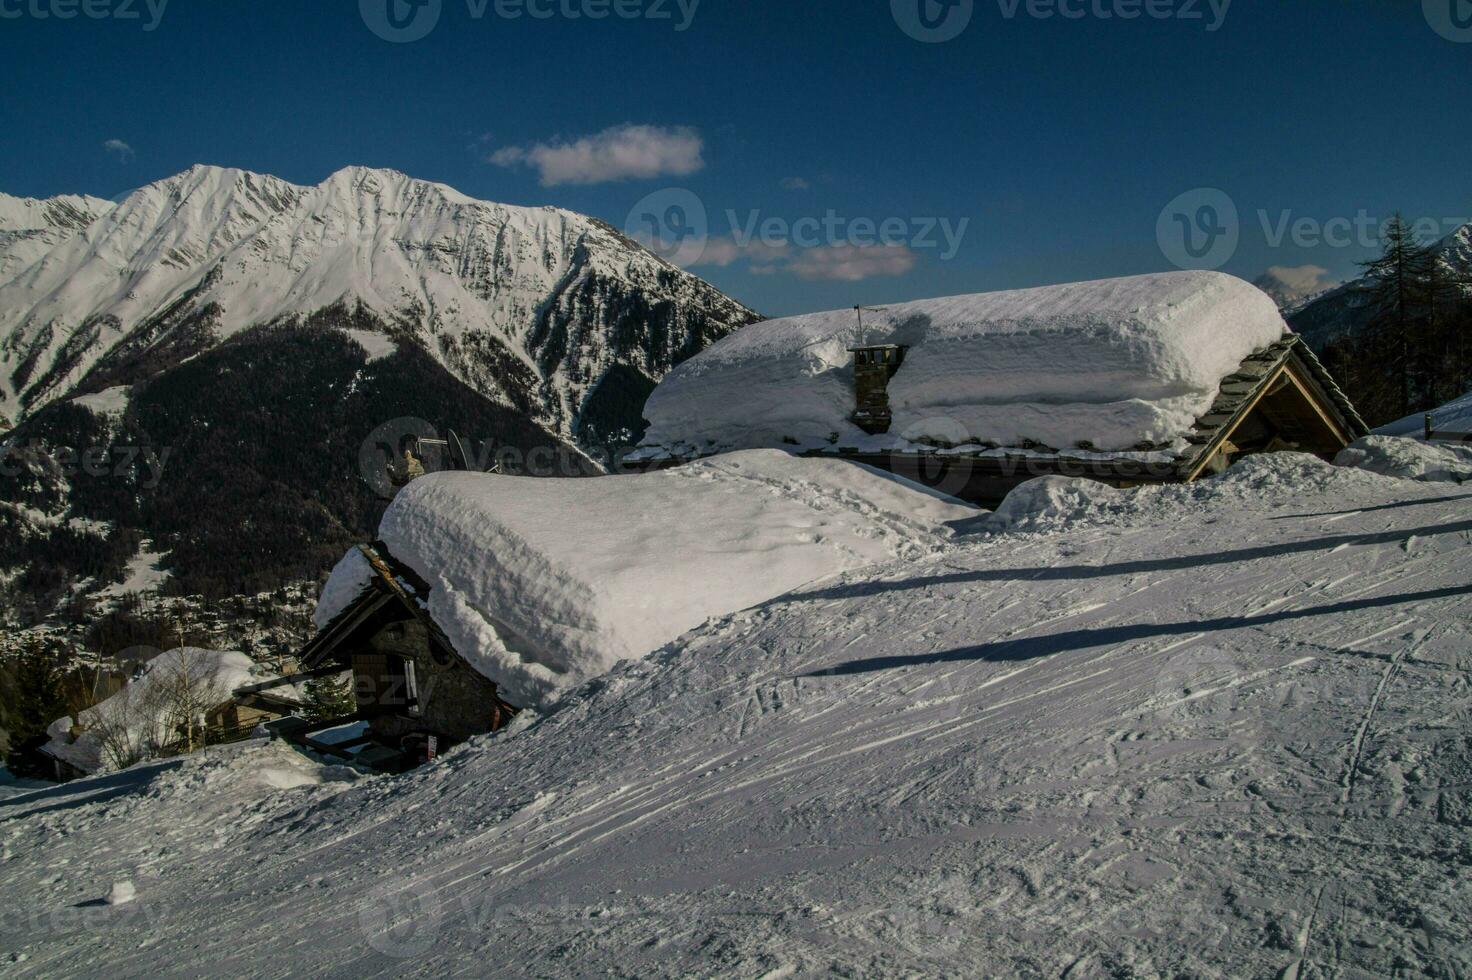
[43, 648, 260, 775]
[987, 452, 1423, 535]
[321, 451, 977, 708]
[638, 272, 1287, 457]
[1335, 435, 1472, 484]
[987, 476, 1127, 531]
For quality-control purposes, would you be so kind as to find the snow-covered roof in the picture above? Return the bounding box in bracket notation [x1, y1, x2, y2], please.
[314, 451, 978, 709]
[636, 271, 1290, 459]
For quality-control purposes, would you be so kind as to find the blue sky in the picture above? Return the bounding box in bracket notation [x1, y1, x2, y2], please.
[1, 0, 1469, 316]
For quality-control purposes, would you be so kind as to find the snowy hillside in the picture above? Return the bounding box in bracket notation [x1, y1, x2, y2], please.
[0, 192, 114, 288]
[1376, 389, 1472, 439]
[1, 450, 1468, 977]
[0, 166, 756, 443]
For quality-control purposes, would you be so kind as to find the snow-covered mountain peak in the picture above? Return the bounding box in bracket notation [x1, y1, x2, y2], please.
[1435, 219, 1472, 272]
[0, 164, 757, 442]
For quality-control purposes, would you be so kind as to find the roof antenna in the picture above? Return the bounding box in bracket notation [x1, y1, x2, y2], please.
[853, 305, 885, 347]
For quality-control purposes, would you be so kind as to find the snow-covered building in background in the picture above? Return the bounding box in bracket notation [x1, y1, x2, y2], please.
[39, 648, 302, 781]
[301, 451, 978, 765]
[629, 272, 1368, 503]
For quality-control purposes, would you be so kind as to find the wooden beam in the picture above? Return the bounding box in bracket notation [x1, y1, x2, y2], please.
[1279, 361, 1352, 446]
[232, 663, 345, 696]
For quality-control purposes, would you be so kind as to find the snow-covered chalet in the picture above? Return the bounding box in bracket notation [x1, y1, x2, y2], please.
[625, 271, 1368, 504]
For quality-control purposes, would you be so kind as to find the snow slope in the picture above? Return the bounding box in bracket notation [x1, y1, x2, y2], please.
[323, 451, 978, 707]
[0, 166, 755, 442]
[0, 192, 114, 287]
[1376, 388, 1472, 440]
[2, 451, 1468, 977]
[638, 271, 1288, 459]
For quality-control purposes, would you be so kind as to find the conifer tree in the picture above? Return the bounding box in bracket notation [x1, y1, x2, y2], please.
[303, 671, 355, 721]
[5, 640, 68, 751]
[1357, 214, 1436, 420]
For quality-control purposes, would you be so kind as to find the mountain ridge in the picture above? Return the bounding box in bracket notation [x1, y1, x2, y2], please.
[0, 164, 759, 445]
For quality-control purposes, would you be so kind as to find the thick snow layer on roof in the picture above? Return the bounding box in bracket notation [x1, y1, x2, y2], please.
[313, 547, 375, 631]
[7, 454, 1471, 978]
[323, 451, 977, 708]
[639, 271, 1288, 457]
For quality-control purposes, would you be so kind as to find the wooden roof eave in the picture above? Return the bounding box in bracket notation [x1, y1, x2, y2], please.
[1178, 335, 1368, 483]
[298, 543, 461, 672]
[298, 590, 397, 671]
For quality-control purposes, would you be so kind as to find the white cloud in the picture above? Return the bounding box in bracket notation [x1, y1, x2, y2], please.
[786, 243, 918, 282]
[694, 238, 790, 268]
[1263, 264, 1333, 293]
[780, 177, 811, 191]
[490, 124, 704, 186]
[103, 139, 135, 163]
[689, 237, 916, 282]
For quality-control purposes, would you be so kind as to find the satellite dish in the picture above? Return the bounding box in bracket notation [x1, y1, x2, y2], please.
[448, 430, 471, 472]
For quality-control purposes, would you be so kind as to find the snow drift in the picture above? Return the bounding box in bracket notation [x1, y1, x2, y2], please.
[317, 451, 977, 707]
[636, 271, 1289, 458]
[7, 449, 1470, 978]
[1335, 435, 1472, 484]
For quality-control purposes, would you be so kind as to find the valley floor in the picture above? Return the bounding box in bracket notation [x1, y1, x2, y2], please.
[1, 455, 1469, 978]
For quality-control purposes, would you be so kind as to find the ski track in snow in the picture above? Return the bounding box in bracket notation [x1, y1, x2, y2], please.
[1, 460, 1470, 977]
